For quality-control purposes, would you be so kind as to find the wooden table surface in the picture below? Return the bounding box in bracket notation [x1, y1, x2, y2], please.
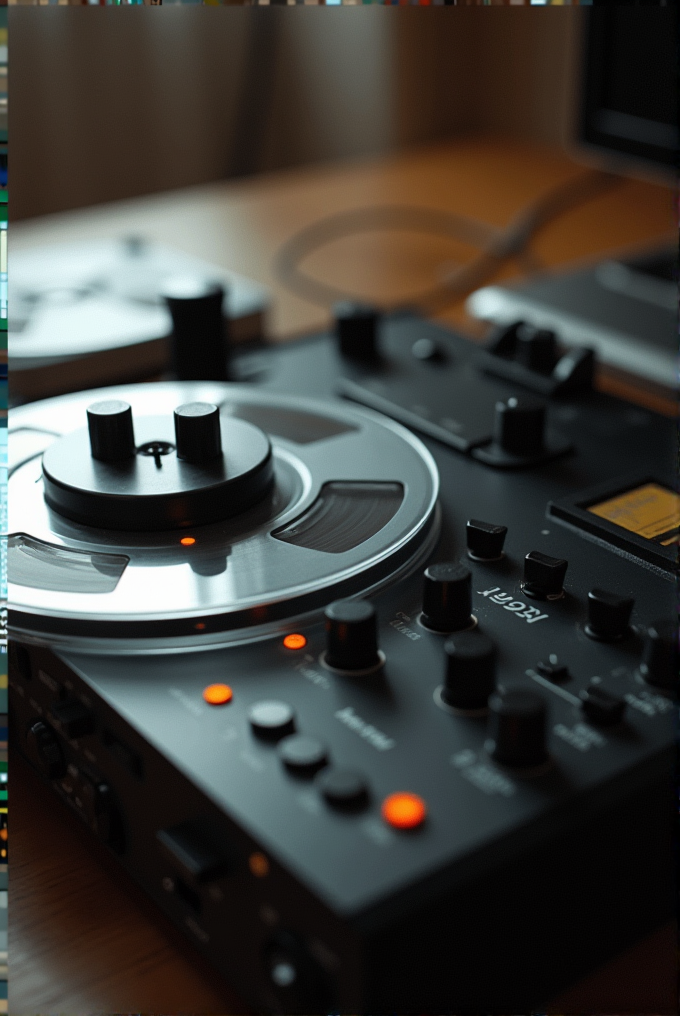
[12, 136, 676, 375]
[11, 138, 678, 1014]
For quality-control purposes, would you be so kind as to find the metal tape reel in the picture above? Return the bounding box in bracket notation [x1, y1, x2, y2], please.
[9, 383, 439, 653]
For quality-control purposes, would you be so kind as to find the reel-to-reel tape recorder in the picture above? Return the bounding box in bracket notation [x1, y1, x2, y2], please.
[9, 309, 676, 1012]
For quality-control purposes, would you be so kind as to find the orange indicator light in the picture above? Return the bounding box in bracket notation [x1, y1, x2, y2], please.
[381, 792, 427, 830]
[194, 622, 206, 631]
[180, 537, 196, 546]
[202, 683, 233, 706]
[283, 633, 307, 650]
[249, 852, 270, 877]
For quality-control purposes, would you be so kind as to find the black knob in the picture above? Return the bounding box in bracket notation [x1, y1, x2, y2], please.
[162, 277, 228, 382]
[248, 700, 296, 741]
[585, 589, 634, 642]
[640, 619, 677, 692]
[264, 930, 331, 1011]
[324, 599, 381, 672]
[27, 720, 65, 779]
[493, 397, 546, 457]
[466, 519, 507, 561]
[421, 562, 473, 632]
[442, 631, 496, 710]
[579, 684, 626, 726]
[334, 302, 380, 362]
[514, 324, 558, 373]
[278, 735, 329, 777]
[487, 689, 548, 769]
[411, 337, 445, 363]
[87, 400, 136, 462]
[173, 402, 223, 463]
[522, 550, 568, 600]
[317, 768, 369, 810]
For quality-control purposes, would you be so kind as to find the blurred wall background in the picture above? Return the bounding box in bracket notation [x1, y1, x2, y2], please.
[10, 6, 580, 221]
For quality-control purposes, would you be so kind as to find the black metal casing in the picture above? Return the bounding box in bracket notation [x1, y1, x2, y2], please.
[10, 315, 676, 1013]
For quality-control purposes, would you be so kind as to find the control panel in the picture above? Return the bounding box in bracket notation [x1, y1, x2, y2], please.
[9, 310, 676, 1012]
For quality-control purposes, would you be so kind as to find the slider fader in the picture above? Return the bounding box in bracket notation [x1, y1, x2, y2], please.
[9, 307, 676, 1012]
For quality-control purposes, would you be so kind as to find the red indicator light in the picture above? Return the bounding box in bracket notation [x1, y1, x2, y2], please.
[381, 792, 427, 830]
[283, 633, 307, 650]
[180, 537, 196, 546]
[249, 852, 269, 877]
[202, 683, 233, 706]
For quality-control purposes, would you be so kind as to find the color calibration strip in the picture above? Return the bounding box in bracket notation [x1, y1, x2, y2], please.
[0, 12, 5, 1009]
[249, 0, 593, 5]
[7, 0, 595, 5]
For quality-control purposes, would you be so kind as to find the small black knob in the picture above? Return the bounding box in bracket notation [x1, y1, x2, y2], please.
[585, 589, 634, 642]
[163, 277, 228, 382]
[324, 599, 380, 672]
[87, 400, 136, 462]
[579, 684, 626, 726]
[487, 688, 548, 769]
[173, 402, 223, 463]
[442, 631, 496, 710]
[640, 620, 677, 692]
[412, 337, 445, 363]
[264, 930, 331, 1011]
[334, 302, 380, 362]
[493, 397, 546, 457]
[514, 324, 558, 373]
[278, 735, 329, 776]
[27, 720, 65, 779]
[466, 519, 507, 561]
[317, 768, 369, 810]
[248, 700, 296, 741]
[522, 550, 568, 600]
[422, 562, 473, 632]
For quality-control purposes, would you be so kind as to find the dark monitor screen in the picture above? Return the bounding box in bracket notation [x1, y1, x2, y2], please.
[579, 8, 678, 174]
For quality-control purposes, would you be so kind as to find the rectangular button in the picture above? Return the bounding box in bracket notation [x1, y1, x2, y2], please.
[156, 821, 229, 884]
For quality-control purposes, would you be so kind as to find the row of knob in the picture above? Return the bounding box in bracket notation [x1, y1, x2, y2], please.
[164, 284, 558, 381]
[248, 701, 370, 808]
[421, 555, 579, 626]
[337, 305, 564, 463]
[86, 399, 222, 464]
[250, 652, 627, 775]
[466, 519, 569, 600]
[337, 305, 556, 374]
[467, 518, 569, 597]
[318, 595, 673, 770]
[321, 581, 675, 692]
[162, 288, 560, 465]
[161, 292, 379, 382]
[466, 519, 644, 642]
[247, 686, 548, 791]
